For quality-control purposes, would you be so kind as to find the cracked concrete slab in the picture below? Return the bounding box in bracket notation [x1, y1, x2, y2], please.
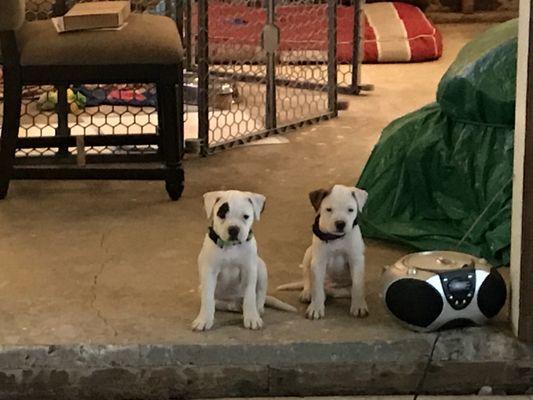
[0, 328, 532, 399]
[203, 397, 531, 400]
[90, 231, 120, 338]
[0, 23, 523, 399]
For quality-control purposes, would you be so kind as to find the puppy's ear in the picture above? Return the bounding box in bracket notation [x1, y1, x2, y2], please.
[247, 193, 266, 221]
[203, 191, 224, 219]
[309, 188, 330, 212]
[352, 188, 368, 212]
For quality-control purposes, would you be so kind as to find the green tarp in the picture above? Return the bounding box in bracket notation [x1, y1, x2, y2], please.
[357, 20, 518, 266]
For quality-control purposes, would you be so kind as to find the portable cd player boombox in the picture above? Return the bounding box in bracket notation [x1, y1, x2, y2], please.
[381, 251, 507, 332]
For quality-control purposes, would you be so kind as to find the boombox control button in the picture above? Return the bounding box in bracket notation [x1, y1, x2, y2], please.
[439, 268, 476, 310]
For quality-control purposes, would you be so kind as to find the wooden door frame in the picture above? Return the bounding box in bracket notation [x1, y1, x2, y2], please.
[512, 0, 533, 341]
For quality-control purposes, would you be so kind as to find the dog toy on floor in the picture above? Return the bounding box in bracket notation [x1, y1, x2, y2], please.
[37, 89, 86, 113]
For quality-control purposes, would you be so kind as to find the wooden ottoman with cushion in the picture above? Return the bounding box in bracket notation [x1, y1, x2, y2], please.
[0, 0, 185, 200]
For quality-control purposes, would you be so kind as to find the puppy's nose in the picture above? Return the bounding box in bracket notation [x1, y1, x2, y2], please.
[335, 220, 346, 232]
[228, 226, 240, 239]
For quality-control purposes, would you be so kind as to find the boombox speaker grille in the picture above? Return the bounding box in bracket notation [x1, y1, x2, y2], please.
[386, 279, 443, 327]
[478, 269, 507, 318]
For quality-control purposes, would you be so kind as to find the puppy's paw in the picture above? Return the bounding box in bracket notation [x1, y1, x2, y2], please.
[306, 303, 325, 320]
[191, 315, 214, 331]
[243, 314, 263, 330]
[299, 289, 311, 303]
[257, 305, 265, 316]
[350, 300, 369, 318]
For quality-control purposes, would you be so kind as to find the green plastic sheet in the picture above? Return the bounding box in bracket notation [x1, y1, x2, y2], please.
[357, 20, 518, 266]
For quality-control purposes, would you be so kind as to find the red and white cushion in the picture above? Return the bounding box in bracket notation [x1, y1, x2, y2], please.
[204, 1, 442, 64]
[362, 2, 442, 62]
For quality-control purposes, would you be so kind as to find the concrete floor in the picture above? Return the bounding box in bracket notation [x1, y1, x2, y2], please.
[213, 398, 532, 400]
[0, 23, 504, 347]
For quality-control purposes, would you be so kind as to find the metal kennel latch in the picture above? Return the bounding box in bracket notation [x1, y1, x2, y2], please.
[261, 23, 280, 54]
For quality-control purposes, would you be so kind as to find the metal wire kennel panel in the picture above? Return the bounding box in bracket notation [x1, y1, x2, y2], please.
[0, 0, 347, 159]
[183, 0, 338, 154]
[336, 0, 372, 95]
[0, 0, 177, 162]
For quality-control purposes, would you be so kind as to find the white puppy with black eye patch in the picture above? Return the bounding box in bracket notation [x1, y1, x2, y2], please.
[277, 184, 369, 320]
[192, 190, 296, 332]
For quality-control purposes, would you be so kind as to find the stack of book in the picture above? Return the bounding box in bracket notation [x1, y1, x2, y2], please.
[52, 1, 131, 33]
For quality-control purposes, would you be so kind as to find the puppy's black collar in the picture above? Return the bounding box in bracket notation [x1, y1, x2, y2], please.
[208, 227, 253, 249]
[312, 214, 358, 243]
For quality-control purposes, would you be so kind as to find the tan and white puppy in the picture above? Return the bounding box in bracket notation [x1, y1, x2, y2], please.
[278, 185, 369, 320]
[192, 190, 295, 332]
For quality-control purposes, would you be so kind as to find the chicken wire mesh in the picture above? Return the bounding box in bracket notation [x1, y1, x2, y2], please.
[189, 0, 271, 152]
[274, 0, 331, 127]
[0, 0, 172, 160]
[0, 0, 346, 158]
[337, 0, 364, 94]
[186, 0, 339, 153]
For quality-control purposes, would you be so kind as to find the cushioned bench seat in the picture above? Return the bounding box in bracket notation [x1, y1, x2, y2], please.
[16, 13, 183, 66]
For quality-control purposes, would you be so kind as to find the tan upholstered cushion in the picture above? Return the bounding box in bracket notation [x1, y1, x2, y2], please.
[17, 14, 183, 66]
[0, 0, 25, 31]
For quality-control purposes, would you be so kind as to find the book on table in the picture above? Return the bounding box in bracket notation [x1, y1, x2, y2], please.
[53, 1, 131, 33]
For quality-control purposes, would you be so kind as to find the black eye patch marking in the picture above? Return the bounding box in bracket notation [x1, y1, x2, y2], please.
[217, 202, 230, 219]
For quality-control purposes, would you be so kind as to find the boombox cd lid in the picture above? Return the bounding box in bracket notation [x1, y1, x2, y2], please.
[398, 251, 490, 274]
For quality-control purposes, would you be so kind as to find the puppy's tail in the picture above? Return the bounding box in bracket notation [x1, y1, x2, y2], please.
[276, 281, 304, 291]
[265, 296, 297, 312]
